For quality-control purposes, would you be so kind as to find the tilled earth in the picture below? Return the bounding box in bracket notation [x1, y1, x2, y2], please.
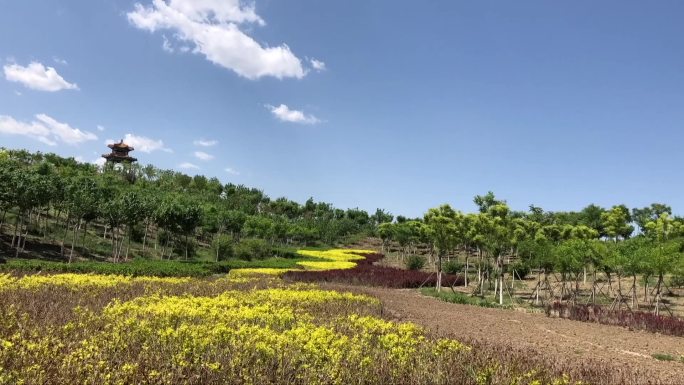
[327, 285, 684, 384]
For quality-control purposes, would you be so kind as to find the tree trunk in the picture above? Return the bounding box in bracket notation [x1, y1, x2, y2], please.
[60, 211, 71, 257]
[142, 222, 149, 256]
[0, 209, 6, 233]
[535, 270, 541, 305]
[631, 275, 637, 309]
[125, 226, 132, 261]
[81, 222, 88, 252]
[185, 234, 189, 261]
[11, 212, 20, 249]
[111, 226, 117, 261]
[464, 256, 469, 287]
[68, 219, 80, 263]
[435, 252, 443, 292]
[493, 270, 498, 294]
[13, 212, 25, 258]
[654, 274, 664, 316]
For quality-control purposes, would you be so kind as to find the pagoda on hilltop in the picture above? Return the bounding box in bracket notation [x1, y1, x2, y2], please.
[102, 139, 137, 164]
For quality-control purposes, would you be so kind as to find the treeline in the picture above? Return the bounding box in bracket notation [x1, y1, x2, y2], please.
[379, 192, 684, 314]
[0, 148, 393, 262]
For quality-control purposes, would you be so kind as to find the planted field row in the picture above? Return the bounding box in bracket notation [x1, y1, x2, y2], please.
[546, 302, 684, 337]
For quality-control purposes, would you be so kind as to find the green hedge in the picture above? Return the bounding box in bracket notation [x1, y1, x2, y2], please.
[0, 256, 315, 277]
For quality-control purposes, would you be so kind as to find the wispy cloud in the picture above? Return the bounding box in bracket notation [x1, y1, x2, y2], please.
[266, 104, 320, 125]
[3, 61, 78, 92]
[225, 167, 240, 175]
[179, 162, 200, 170]
[194, 151, 214, 161]
[53, 56, 68, 65]
[310, 58, 326, 71]
[108, 133, 172, 153]
[193, 138, 218, 147]
[0, 114, 97, 146]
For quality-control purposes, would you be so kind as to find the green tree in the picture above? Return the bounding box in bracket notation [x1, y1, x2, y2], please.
[424, 204, 458, 292]
[601, 205, 634, 242]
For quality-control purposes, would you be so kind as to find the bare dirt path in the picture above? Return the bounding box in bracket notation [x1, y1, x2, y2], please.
[326, 284, 684, 384]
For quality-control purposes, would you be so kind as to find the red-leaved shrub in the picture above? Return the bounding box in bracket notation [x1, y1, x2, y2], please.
[546, 302, 684, 337]
[284, 253, 464, 288]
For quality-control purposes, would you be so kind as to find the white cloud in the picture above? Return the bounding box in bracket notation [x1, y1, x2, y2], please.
[127, 0, 307, 79]
[3, 62, 78, 92]
[74, 156, 85, 163]
[35, 114, 98, 144]
[310, 58, 326, 71]
[179, 162, 200, 170]
[193, 138, 218, 147]
[194, 151, 214, 161]
[0, 114, 97, 146]
[162, 35, 174, 53]
[110, 133, 172, 153]
[53, 57, 68, 65]
[225, 167, 240, 175]
[93, 157, 106, 167]
[266, 104, 320, 124]
[97, 125, 105, 132]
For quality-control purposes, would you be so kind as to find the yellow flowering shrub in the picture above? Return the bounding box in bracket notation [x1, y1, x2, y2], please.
[0, 282, 477, 385]
[228, 248, 375, 277]
[296, 261, 357, 270]
[0, 273, 192, 291]
[228, 268, 294, 277]
[296, 249, 372, 262]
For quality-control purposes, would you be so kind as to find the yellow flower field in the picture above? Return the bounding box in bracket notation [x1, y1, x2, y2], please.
[0, 274, 477, 385]
[0, 249, 582, 385]
[228, 248, 373, 277]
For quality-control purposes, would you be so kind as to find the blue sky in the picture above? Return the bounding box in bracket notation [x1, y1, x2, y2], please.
[1, 1, 684, 218]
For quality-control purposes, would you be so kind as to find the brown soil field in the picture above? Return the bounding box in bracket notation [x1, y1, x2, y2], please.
[326, 284, 684, 384]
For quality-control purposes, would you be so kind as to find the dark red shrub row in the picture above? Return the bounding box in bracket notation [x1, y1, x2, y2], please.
[284, 253, 464, 288]
[546, 302, 684, 337]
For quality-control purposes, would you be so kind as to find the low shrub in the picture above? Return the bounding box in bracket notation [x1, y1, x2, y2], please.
[272, 246, 299, 259]
[510, 261, 531, 279]
[233, 238, 271, 261]
[669, 274, 684, 288]
[0, 259, 217, 277]
[443, 260, 463, 275]
[546, 302, 684, 337]
[421, 288, 499, 308]
[284, 253, 464, 288]
[212, 234, 234, 261]
[172, 237, 198, 259]
[405, 255, 426, 270]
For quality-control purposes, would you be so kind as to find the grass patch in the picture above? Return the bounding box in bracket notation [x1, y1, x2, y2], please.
[652, 353, 675, 361]
[420, 288, 504, 308]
